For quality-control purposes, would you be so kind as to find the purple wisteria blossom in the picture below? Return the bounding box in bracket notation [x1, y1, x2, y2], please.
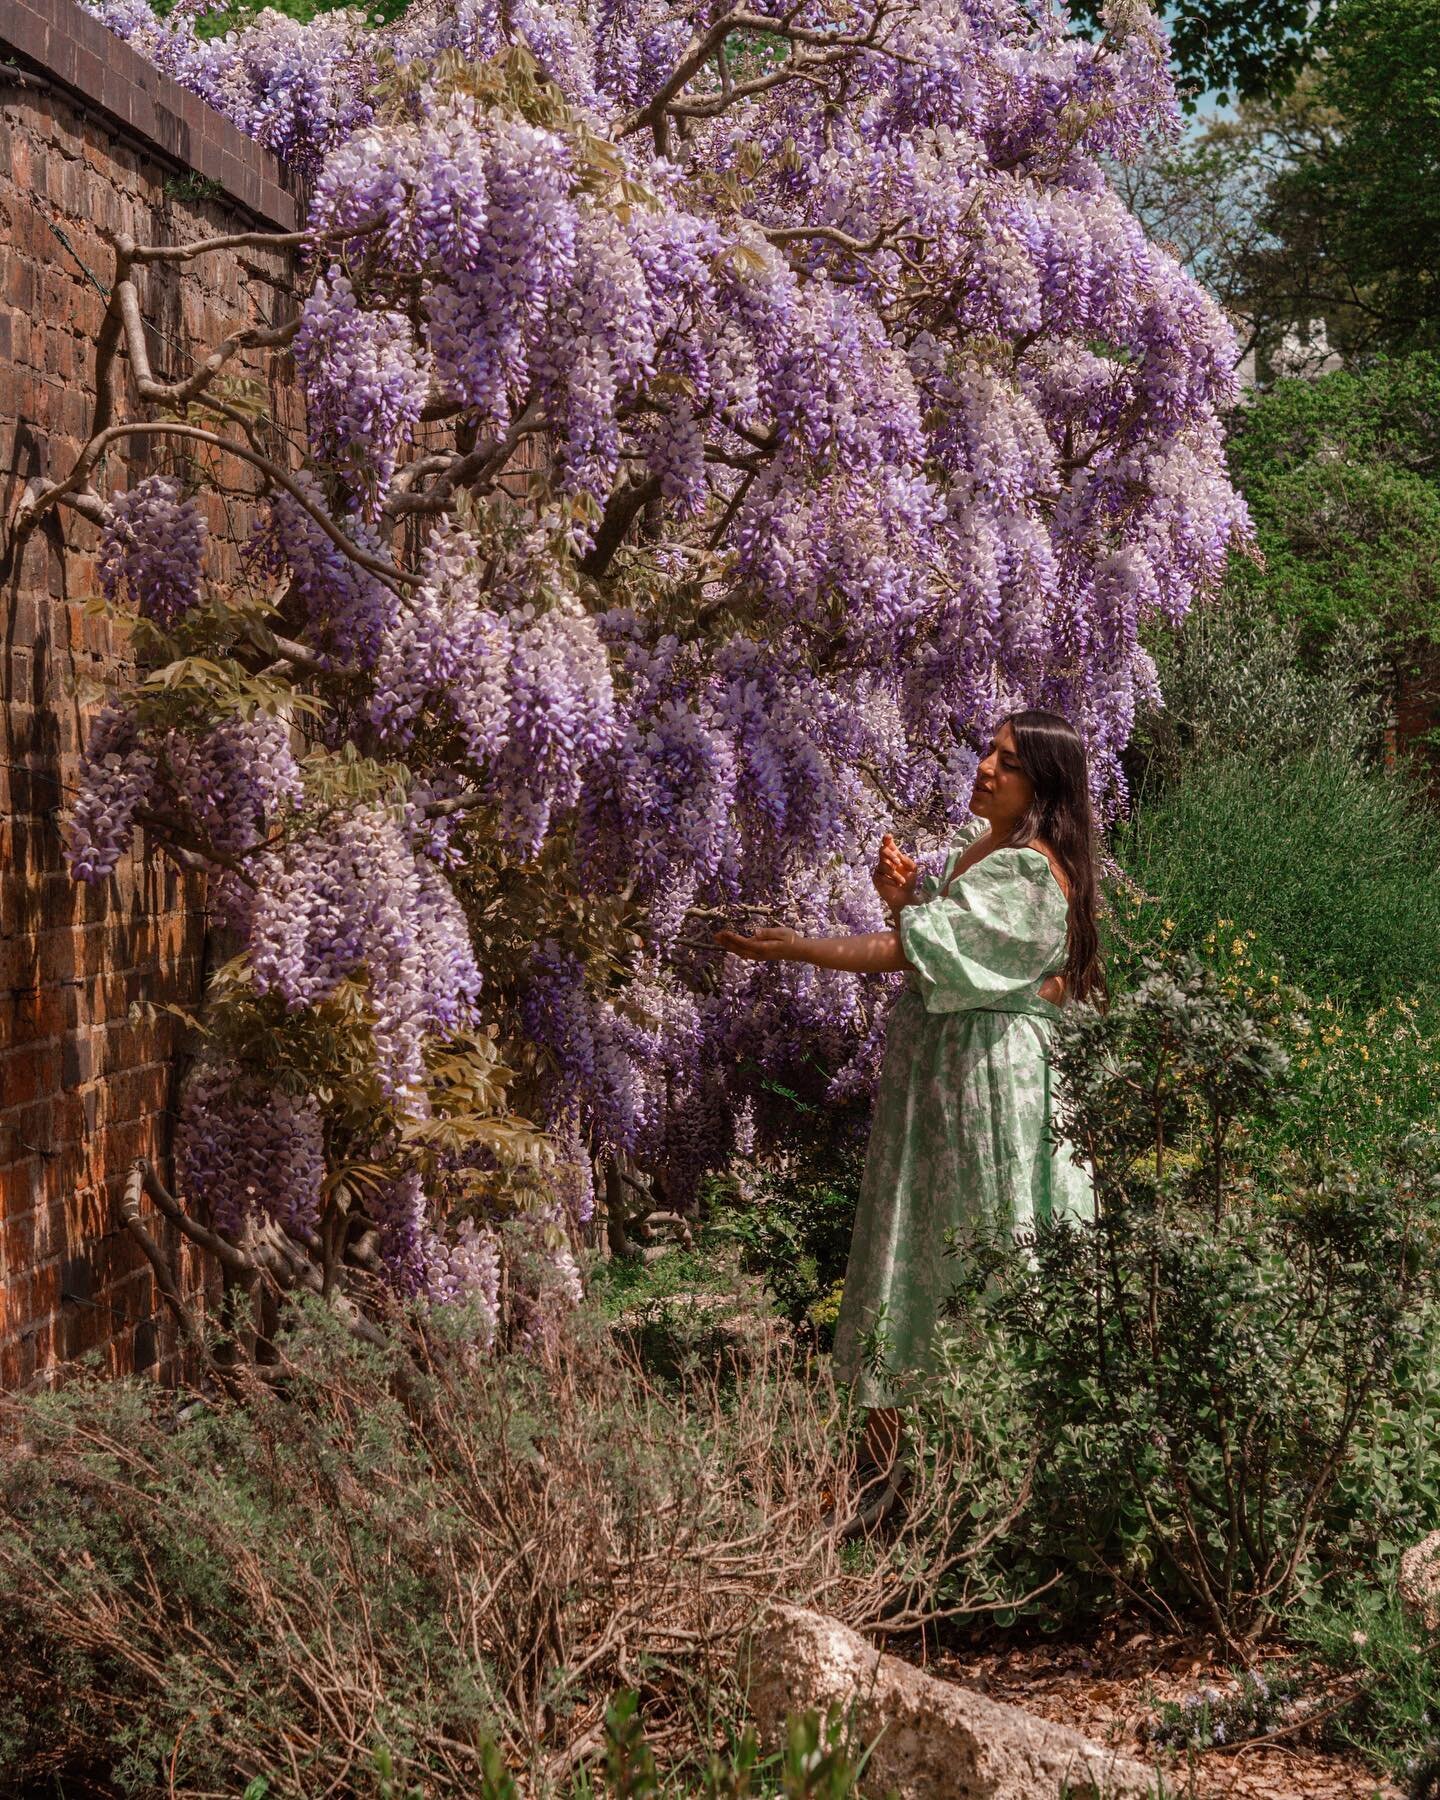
[67, 707, 299, 885]
[79, 0, 1254, 1319]
[295, 271, 432, 516]
[66, 703, 157, 884]
[248, 804, 482, 1106]
[176, 1061, 326, 1236]
[99, 476, 206, 627]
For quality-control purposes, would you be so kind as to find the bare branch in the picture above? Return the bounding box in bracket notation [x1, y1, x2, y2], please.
[9, 226, 418, 610]
[383, 401, 544, 522]
[579, 474, 663, 577]
[134, 807, 260, 885]
[423, 786, 486, 820]
[243, 614, 345, 677]
[764, 221, 901, 253]
[117, 1162, 207, 1347]
[14, 421, 419, 591]
[617, 4, 902, 140]
[133, 1158, 256, 1276]
[120, 214, 383, 265]
[618, 7, 755, 140]
[156, 839, 218, 877]
[114, 261, 300, 411]
[707, 465, 755, 549]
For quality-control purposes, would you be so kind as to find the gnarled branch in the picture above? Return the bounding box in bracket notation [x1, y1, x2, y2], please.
[118, 1161, 207, 1347]
[13, 420, 419, 591]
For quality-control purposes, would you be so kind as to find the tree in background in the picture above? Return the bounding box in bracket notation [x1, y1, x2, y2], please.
[1108, 80, 1344, 380]
[1074, 0, 1332, 111]
[1235, 0, 1440, 363]
[20, 0, 1247, 1343]
[1226, 356, 1440, 640]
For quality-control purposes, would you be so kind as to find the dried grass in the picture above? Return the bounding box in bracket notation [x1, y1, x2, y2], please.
[0, 1299, 1023, 1797]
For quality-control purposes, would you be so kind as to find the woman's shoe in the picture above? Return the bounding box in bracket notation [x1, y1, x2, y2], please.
[820, 1444, 893, 1532]
[834, 1454, 912, 1542]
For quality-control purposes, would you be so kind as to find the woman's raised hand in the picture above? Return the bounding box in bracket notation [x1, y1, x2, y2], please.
[872, 833, 919, 911]
[713, 925, 803, 962]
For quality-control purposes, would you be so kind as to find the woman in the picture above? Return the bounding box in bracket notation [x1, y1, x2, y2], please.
[715, 709, 1103, 1506]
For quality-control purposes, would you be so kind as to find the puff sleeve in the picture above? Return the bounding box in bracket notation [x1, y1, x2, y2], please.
[913, 818, 986, 904]
[898, 848, 1068, 1014]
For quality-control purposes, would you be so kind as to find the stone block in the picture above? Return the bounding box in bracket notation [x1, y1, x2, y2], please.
[742, 1607, 1159, 1800]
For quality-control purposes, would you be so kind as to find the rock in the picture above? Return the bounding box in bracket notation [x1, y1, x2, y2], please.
[741, 1605, 1158, 1800]
[1400, 1530, 1440, 1636]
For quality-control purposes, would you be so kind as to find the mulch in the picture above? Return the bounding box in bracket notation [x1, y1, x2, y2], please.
[886, 1621, 1403, 1800]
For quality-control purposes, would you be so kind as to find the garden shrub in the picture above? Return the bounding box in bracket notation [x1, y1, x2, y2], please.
[0, 1301, 1005, 1798]
[586, 1236, 763, 1380]
[232, 1694, 888, 1800]
[1289, 1578, 1440, 1791]
[1116, 747, 1440, 1011]
[1104, 905, 1440, 1170]
[1127, 594, 1387, 808]
[706, 1150, 864, 1348]
[1145, 1665, 1305, 1751]
[895, 949, 1440, 1647]
[564, 1695, 895, 1800]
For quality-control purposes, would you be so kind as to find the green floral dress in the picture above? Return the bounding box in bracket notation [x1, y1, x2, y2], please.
[832, 818, 1095, 1406]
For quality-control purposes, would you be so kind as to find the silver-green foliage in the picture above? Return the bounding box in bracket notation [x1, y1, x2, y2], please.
[1129, 596, 1388, 806]
[0, 1304, 879, 1798]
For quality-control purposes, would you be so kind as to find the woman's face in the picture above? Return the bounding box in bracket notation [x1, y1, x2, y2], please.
[970, 722, 1034, 825]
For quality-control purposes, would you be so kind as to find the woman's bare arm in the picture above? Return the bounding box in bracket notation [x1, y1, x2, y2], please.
[800, 930, 911, 972]
[713, 926, 909, 972]
[715, 927, 1070, 1003]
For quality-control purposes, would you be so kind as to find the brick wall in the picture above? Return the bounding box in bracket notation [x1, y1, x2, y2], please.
[1, 2, 301, 1387]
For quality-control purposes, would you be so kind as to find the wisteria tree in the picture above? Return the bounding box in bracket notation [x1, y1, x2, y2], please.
[14, 0, 1249, 1346]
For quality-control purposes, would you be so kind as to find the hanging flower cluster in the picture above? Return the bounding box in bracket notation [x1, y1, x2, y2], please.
[98, 474, 207, 628]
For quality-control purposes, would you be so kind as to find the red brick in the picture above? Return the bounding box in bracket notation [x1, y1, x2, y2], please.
[1, 1044, 62, 1110]
[1, 1210, 38, 1280]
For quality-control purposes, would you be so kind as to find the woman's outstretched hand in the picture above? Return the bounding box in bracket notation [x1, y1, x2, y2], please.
[872, 833, 919, 911]
[713, 925, 804, 962]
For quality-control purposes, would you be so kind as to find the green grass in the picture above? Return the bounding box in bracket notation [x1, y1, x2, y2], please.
[1115, 747, 1440, 1011]
[586, 1238, 750, 1318]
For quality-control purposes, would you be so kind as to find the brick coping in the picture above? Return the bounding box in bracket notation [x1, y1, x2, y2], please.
[0, 0, 301, 231]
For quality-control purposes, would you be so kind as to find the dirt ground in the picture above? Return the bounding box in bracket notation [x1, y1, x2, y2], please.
[898, 1623, 1405, 1800]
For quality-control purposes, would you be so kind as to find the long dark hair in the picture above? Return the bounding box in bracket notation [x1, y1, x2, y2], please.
[997, 708, 1106, 1007]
